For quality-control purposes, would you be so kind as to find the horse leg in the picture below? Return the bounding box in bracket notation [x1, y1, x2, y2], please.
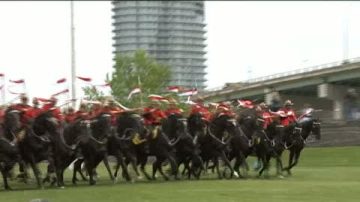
[258, 155, 266, 177]
[287, 149, 302, 173]
[263, 155, 271, 178]
[283, 149, 295, 175]
[55, 168, 63, 188]
[18, 160, 29, 184]
[128, 155, 140, 179]
[139, 156, 151, 180]
[1, 167, 11, 190]
[29, 159, 43, 189]
[84, 159, 95, 185]
[102, 155, 115, 183]
[220, 151, 234, 179]
[153, 157, 171, 181]
[61, 169, 66, 187]
[213, 156, 222, 179]
[191, 155, 204, 180]
[72, 160, 79, 185]
[152, 158, 160, 180]
[167, 154, 179, 180]
[233, 153, 245, 179]
[114, 152, 131, 182]
[275, 153, 284, 177]
[72, 159, 85, 184]
[78, 160, 88, 181]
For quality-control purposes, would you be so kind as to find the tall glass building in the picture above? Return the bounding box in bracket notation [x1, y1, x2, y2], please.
[112, 1, 207, 89]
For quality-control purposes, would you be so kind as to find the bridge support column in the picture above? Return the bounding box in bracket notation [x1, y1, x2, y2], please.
[318, 83, 351, 120]
[264, 88, 273, 105]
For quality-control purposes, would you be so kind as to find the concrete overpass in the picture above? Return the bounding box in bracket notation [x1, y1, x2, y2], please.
[199, 57, 360, 120]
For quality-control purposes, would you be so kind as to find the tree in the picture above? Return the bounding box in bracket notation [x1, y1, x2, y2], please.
[110, 49, 171, 108]
[82, 86, 105, 101]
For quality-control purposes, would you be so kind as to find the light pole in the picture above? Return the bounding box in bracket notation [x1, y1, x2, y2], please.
[342, 2, 350, 62]
[70, 1, 76, 107]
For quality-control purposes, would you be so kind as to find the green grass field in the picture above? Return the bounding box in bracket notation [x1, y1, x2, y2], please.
[1, 146, 360, 202]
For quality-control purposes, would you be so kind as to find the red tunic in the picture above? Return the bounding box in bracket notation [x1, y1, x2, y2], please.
[143, 107, 166, 125]
[262, 111, 273, 129]
[24, 107, 43, 121]
[102, 107, 123, 126]
[164, 107, 183, 117]
[0, 109, 5, 124]
[191, 104, 212, 122]
[10, 104, 32, 125]
[279, 108, 297, 126]
[65, 112, 77, 124]
[51, 108, 64, 122]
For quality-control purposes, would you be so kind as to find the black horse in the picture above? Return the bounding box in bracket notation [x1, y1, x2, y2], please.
[238, 110, 282, 176]
[0, 109, 24, 190]
[111, 112, 146, 182]
[118, 113, 180, 181]
[48, 118, 88, 187]
[162, 113, 203, 179]
[283, 117, 321, 175]
[198, 114, 239, 179]
[76, 113, 115, 185]
[17, 111, 58, 188]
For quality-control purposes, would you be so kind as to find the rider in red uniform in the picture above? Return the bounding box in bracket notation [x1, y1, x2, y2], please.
[64, 106, 77, 124]
[164, 99, 183, 117]
[10, 94, 32, 126]
[256, 102, 273, 129]
[75, 103, 89, 120]
[102, 99, 125, 126]
[0, 105, 5, 124]
[41, 97, 64, 123]
[278, 100, 297, 127]
[23, 97, 43, 123]
[215, 102, 235, 118]
[143, 101, 167, 126]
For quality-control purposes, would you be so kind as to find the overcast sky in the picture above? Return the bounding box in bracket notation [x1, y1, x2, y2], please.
[1, 1, 360, 102]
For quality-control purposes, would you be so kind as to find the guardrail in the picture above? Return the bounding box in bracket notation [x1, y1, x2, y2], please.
[205, 57, 360, 92]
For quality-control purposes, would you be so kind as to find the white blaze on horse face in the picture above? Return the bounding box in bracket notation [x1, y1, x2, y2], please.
[228, 119, 237, 127]
[47, 117, 59, 126]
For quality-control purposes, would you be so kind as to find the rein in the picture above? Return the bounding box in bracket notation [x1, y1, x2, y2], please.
[206, 124, 226, 145]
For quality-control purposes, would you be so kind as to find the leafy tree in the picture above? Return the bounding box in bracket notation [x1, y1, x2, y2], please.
[82, 86, 105, 101]
[110, 49, 171, 108]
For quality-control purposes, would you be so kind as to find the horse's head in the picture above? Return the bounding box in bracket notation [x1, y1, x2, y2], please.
[32, 111, 59, 135]
[211, 114, 240, 138]
[117, 112, 146, 139]
[187, 112, 207, 137]
[90, 113, 112, 139]
[3, 109, 22, 141]
[162, 113, 188, 139]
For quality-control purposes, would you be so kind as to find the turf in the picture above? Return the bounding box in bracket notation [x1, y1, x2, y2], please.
[1, 146, 360, 202]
